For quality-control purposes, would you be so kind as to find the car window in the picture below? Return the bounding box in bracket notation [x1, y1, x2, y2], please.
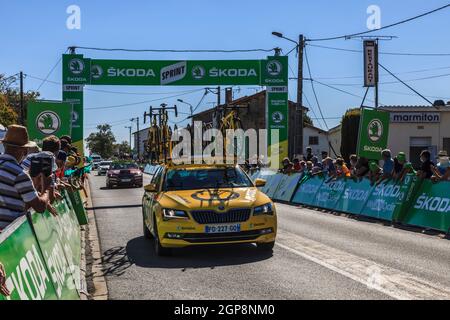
[151, 168, 164, 190]
[110, 162, 138, 170]
[163, 167, 252, 191]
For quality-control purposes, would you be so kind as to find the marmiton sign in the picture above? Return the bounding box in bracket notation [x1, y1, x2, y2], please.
[390, 112, 440, 123]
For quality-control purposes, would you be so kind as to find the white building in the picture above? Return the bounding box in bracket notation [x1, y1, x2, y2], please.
[132, 127, 149, 159]
[302, 123, 336, 157]
[380, 103, 450, 167]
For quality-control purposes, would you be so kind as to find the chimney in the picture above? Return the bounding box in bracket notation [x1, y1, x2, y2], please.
[225, 87, 233, 104]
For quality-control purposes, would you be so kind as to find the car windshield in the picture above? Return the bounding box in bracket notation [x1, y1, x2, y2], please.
[110, 162, 138, 170]
[163, 167, 252, 191]
[100, 161, 112, 166]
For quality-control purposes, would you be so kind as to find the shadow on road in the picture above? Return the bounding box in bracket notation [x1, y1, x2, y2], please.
[100, 236, 273, 276]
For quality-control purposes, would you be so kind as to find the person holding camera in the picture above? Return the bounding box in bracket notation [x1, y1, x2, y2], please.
[0, 125, 54, 231]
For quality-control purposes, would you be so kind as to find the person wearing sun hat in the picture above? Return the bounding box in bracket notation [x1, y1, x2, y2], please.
[0, 125, 53, 231]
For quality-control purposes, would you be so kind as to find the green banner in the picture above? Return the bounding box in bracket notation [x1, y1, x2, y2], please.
[313, 179, 346, 210]
[334, 178, 373, 214]
[259, 173, 284, 198]
[272, 173, 302, 202]
[401, 180, 450, 232]
[291, 175, 324, 206]
[67, 189, 88, 225]
[26, 101, 72, 146]
[0, 216, 59, 300]
[357, 108, 390, 160]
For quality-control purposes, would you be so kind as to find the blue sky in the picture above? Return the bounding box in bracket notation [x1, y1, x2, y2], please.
[1, 0, 449, 146]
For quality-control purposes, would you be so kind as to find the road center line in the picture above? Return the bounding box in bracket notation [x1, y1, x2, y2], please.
[275, 230, 450, 300]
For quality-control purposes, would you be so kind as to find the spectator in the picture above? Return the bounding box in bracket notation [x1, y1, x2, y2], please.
[304, 147, 314, 162]
[417, 150, 434, 179]
[322, 157, 336, 176]
[355, 157, 370, 178]
[280, 157, 293, 174]
[293, 158, 302, 172]
[321, 151, 328, 161]
[0, 262, 9, 296]
[305, 161, 313, 173]
[349, 154, 358, 176]
[436, 151, 449, 176]
[0, 125, 53, 231]
[381, 149, 394, 179]
[335, 158, 351, 178]
[368, 161, 382, 185]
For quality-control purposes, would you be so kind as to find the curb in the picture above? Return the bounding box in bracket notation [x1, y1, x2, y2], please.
[84, 176, 109, 300]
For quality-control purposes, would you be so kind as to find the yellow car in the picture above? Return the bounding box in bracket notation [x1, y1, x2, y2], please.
[142, 163, 277, 256]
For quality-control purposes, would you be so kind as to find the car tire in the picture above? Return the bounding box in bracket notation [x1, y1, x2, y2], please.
[257, 241, 275, 251]
[153, 215, 171, 256]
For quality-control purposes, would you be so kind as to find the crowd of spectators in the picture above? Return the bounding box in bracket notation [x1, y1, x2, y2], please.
[267, 145, 450, 185]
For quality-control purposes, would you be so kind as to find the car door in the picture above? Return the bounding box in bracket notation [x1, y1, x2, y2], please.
[147, 167, 164, 234]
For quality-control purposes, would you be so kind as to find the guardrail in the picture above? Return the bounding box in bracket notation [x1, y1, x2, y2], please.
[250, 170, 450, 234]
[0, 189, 84, 300]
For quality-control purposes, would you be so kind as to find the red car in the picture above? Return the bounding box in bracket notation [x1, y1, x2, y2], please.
[106, 162, 143, 188]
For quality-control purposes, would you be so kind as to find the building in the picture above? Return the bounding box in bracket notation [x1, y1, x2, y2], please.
[0, 124, 5, 154]
[191, 90, 309, 158]
[327, 124, 342, 157]
[303, 123, 332, 157]
[380, 102, 450, 167]
[132, 127, 149, 159]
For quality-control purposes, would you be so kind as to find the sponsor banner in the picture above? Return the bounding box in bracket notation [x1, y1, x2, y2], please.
[357, 108, 390, 160]
[26, 101, 72, 146]
[259, 173, 284, 198]
[62, 88, 83, 157]
[0, 216, 59, 300]
[360, 179, 405, 221]
[261, 56, 288, 86]
[363, 40, 378, 87]
[390, 112, 440, 123]
[291, 175, 324, 206]
[401, 180, 450, 232]
[334, 178, 373, 214]
[89, 59, 261, 86]
[67, 189, 88, 225]
[30, 198, 80, 299]
[62, 54, 91, 85]
[272, 173, 302, 202]
[312, 179, 346, 210]
[266, 88, 289, 165]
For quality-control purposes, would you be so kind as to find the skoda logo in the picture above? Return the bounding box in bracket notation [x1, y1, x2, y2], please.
[272, 111, 284, 124]
[69, 58, 84, 75]
[368, 119, 383, 142]
[191, 65, 205, 79]
[71, 111, 79, 124]
[266, 60, 282, 76]
[36, 111, 60, 135]
[91, 65, 103, 79]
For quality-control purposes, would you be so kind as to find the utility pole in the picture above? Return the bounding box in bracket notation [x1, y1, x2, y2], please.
[296, 35, 304, 156]
[125, 126, 132, 153]
[19, 71, 24, 125]
[131, 117, 140, 160]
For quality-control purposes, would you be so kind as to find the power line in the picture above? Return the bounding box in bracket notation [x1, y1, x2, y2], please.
[307, 4, 450, 42]
[85, 89, 204, 110]
[378, 63, 435, 106]
[323, 72, 450, 86]
[71, 46, 275, 53]
[36, 52, 66, 91]
[307, 43, 450, 56]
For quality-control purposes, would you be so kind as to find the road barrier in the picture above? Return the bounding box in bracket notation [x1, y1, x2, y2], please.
[255, 170, 450, 234]
[0, 189, 82, 300]
[67, 189, 88, 225]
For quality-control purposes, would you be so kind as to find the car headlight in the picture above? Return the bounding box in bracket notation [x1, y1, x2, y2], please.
[162, 208, 189, 220]
[253, 203, 274, 215]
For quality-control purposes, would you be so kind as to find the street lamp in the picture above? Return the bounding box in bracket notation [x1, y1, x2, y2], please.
[130, 117, 140, 160]
[177, 99, 194, 117]
[125, 126, 132, 155]
[272, 31, 304, 157]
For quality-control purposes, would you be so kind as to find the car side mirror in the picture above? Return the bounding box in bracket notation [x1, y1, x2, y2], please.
[255, 178, 266, 187]
[144, 183, 157, 193]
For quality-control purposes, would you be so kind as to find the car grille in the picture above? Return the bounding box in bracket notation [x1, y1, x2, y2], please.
[190, 208, 251, 224]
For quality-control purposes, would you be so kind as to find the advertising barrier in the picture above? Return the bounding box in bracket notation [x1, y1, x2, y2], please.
[272, 173, 302, 202]
[67, 189, 88, 225]
[0, 194, 81, 300]
[401, 180, 450, 233]
[291, 175, 323, 206]
[259, 173, 284, 198]
[334, 178, 373, 215]
[312, 178, 346, 210]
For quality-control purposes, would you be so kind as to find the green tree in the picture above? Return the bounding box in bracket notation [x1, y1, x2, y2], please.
[0, 74, 40, 124]
[114, 141, 131, 156]
[85, 124, 116, 158]
[303, 112, 313, 126]
[340, 108, 361, 161]
[0, 94, 18, 126]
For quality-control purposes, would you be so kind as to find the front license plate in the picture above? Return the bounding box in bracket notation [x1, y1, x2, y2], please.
[121, 178, 131, 182]
[205, 223, 241, 233]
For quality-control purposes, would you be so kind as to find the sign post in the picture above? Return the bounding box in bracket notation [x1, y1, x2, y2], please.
[356, 107, 390, 160]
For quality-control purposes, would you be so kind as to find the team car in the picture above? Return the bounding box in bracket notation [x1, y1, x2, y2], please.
[106, 162, 143, 188]
[142, 163, 277, 256]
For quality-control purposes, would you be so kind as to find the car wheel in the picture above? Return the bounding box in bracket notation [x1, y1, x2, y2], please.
[153, 215, 171, 256]
[257, 241, 275, 251]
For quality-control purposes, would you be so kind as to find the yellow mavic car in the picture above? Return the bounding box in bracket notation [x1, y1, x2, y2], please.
[142, 163, 277, 256]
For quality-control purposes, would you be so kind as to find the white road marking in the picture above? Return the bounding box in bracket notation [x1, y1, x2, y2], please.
[275, 230, 450, 300]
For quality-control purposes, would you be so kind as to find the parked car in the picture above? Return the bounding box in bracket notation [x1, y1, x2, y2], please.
[91, 154, 102, 169]
[97, 160, 113, 175]
[106, 162, 143, 188]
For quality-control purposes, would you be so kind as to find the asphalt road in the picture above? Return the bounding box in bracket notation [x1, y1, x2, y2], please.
[88, 172, 450, 300]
